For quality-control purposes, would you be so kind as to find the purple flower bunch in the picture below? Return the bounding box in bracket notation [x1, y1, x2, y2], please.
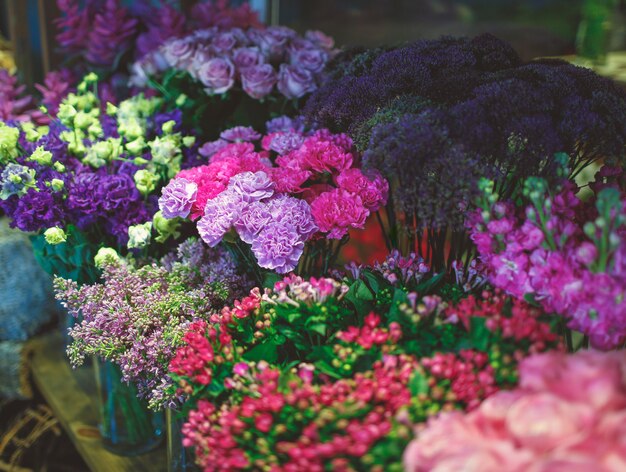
[0, 70, 46, 124]
[159, 119, 388, 273]
[55, 0, 261, 71]
[55, 238, 251, 409]
[131, 25, 336, 100]
[469, 171, 626, 350]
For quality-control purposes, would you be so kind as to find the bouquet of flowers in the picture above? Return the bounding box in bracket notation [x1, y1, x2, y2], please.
[404, 350, 626, 472]
[0, 74, 200, 281]
[469, 170, 626, 349]
[166, 269, 561, 470]
[131, 25, 336, 136]
[158, 119, 388, 276]
[55, 238, 251, 410]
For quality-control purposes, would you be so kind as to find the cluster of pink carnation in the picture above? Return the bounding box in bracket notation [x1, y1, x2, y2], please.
[182, 355, 416, 471]
[159, 122, 388, 272]
[404, 350, 626, 472]
[469, 176, 626, 349]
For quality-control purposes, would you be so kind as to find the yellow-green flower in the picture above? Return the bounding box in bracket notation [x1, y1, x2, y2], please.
[44, 227, 67, 245]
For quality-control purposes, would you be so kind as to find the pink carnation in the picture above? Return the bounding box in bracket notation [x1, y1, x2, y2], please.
[292, 136, 353, 174]
[336, 168, 389, 211]
[310, 188, 369, 239]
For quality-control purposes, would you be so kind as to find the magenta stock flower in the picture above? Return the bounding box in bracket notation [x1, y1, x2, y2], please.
[158, 178, 198, 219]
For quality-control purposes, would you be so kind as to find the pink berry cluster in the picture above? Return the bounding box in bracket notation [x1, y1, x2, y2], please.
[404, 350, 626, 472]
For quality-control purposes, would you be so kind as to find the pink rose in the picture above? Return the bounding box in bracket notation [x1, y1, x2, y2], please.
[197, 57, 235, 94]
[241, 64, 277, 99]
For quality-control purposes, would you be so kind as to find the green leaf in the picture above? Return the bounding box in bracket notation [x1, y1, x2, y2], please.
[409, 370, 429, 396]
[387, 287, 409, 322]
[307, 323, 327, 337]
[469, 317, 491, 351]
[262, 272, 282, 289]
[243, 341, 278, 363]
[313, 360, 342, 379]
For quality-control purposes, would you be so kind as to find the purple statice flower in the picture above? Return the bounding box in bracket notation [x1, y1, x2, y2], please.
[228, 171, 274, 202]
[220, 126, 261, 143]
[199, 139, 229, 159]
[197, 189, 242, 246]
[158, 178, 198, 219]
[251, 221, 305, 273]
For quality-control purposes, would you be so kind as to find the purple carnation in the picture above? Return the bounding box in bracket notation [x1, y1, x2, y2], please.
[220, 126, 262, 143]
[266, 116, 304, 133]
[277, 64, 317, 99]
[67, 173, 102, 215]
[228, 171, 274, 202]
[197, 57, 235, 94]
[158, 178, 198, 219]
[251, 221, 305, 273]
[233, 200, 272, 244]
[10, 188, 64, 232]
[241, 63, 277, 99]
[100, 173, 141, 212]
[196, 189, 242, 246]
[268, 131, 305, 155]
[199, 139, 229, 158]
[266, 194, 318, 240]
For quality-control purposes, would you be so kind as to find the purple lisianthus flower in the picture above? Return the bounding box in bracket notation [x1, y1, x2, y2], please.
[198, 57, 235, 94]
[158, 178, 198, 219]
[100, 174, 141, 212]
[199, 139, 229, 158]
[162, 38, 196, 68]
[197, 189, 242, 246]
[228, 171, 274, 202]
[10, 188, 64, 232]
[67, 173, 102, 215]
[234, 200, 272, 244]
[290, 48, 328, 73]
[233, 47, 266, 70]
[211, 31, 239, 52]
[305, 30, 335, 50]
[268, 131, 305, 155]
[220, 126, 262, 143]
[241, 64, 277, 99]
[265, 115, 304, 133]
[277, 64, 317, 99]
[266, 194, 318, 239]
[251, 221, 305, 273]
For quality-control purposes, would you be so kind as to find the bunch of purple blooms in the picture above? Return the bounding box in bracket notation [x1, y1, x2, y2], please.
[55, 238, 251, 409]
[130, 25, 336, 100]
[468, 169, 626, 350]
[158, 118, 388, 274]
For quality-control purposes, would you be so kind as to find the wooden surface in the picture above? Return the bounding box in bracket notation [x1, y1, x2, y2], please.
[28, 332, 167, 472]
[548, 52, 626, 85]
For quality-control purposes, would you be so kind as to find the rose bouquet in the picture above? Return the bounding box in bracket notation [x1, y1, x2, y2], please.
[131, 25, 336, 136]
[303, 35, 626, 271]
[158, 119, 388, 277]
[404, 350, 626, 472]
[166, 270, 561, 470]
[469, 170, 626, 350]
[0, 74, 200, 283]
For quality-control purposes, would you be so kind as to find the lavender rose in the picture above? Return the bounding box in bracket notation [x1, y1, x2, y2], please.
[241, 64, 277, 99]
[198, 57, 235, 94]
[290, 48, 328, 73]
[228, 171, 274, 202]
[277, 64, 317, 99]
[162, 38, 196, 68]
[305, 30, 335, 50]
[210, 32, 239, 52]
[249, 26, 295, 61]
[233, 47, 266, 70]
[158, 178, 198, 219]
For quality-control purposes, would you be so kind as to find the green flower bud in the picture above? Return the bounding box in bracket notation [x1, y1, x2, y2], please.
[153, 210, 181, 243]
[125, 137, 146, 156]
[27, 146, 53, 166]
[175, 94, 187, 107]
[50, 178, 65, 192]
[57, 103, 77, 125]
[127, 222, 152, 249]
[133, 157, 149, 166]
[134, 169, 160, 195]
[183, 136, 196, 148]
[0, 123, 21, 163]
[53, 162, 66, 173]
[161, 120, 176, 135]
[94, 247, 120, 269]
[106, 102, 118, 116]
[74, 111, 95, 129]
[44, 227, 67, 245]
